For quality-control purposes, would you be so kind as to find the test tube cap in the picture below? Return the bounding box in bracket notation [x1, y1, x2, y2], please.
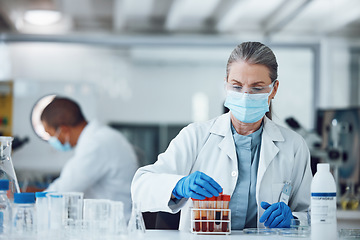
[209, 196, 216, 201]
[0, 179, 9, 191]
[14, 192, 36, 204]
[201, 197, 210, 201]
[221, 195, 231, 201]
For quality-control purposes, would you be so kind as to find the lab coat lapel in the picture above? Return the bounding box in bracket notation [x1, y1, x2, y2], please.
[218, 130, 237, 163]
[256, 117, 284, 200]
[210, 113, 237, 163]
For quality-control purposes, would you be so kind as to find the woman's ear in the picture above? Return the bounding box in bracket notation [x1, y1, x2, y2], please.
[271, 80, 279, 99]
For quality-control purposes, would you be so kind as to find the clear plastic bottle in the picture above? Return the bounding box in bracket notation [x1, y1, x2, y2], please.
[311, 163, 337, 240]
[12, 192, 36, 237]
[0, 179, 11, 236]
[35, 192, 49, 237]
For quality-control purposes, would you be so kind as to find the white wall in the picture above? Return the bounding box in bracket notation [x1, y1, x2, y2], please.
[0, 40, 343, 176]
[272, 47, 314, 130]
[319, 38, 351, 108]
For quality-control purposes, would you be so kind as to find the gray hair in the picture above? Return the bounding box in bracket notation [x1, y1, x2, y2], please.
[226, 42, 278, 82]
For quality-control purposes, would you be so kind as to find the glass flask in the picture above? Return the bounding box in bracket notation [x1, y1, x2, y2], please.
[0, 180, 11, 236]
[341, 182, 359, 210]
[0, 136, 20, 200]
[127, 202, 146, 236]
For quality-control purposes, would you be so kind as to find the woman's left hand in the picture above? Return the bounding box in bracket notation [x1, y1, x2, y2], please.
[259, 201, 293, 228]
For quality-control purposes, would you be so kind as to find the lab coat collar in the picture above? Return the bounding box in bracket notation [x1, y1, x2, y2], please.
[209, 112, 231, 137]
[209, 113, 286, 164]
[262, 116, 284, 142]
[209, 113, 284, 142]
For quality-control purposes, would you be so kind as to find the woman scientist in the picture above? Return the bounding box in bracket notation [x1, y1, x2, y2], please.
[131, 42, 312, 231]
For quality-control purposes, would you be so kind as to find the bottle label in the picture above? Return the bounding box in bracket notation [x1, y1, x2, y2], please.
[311, 192, 336, 224]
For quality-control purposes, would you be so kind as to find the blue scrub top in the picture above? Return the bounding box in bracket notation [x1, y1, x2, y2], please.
[229, 123, 263, 230]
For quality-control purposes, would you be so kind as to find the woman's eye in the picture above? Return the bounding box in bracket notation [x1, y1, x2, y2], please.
[233, 85, 242, 90]
[253, 87, 264, 91]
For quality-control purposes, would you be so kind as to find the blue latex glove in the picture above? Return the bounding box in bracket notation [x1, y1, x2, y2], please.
[259, 201, 294, 228]
[172, 171, 222, 200]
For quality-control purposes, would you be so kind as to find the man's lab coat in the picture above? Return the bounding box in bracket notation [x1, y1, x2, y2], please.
[47, 120, 138, 221]
[131, 113, 312, 231]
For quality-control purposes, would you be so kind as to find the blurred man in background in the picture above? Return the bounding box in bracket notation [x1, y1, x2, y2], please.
[41, 96, 138, 221]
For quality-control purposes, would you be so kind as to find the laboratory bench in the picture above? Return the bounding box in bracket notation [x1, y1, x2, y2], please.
[337, 209, 360, 229]
[130, 230, 305, 240]
[2, 231, 309, 240]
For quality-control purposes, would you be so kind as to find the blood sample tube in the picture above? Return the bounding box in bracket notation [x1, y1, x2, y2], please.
[215, 194, 222, 232]
[192, 199, 200, 232]
[221, 194, 231, 232]
[200, 198, 208, 232]
[208, 196, 216, 232]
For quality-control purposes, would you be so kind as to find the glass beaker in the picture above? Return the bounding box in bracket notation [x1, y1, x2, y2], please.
[127, 202, 146, 236]
[0, 136, 20, 200]
[83, 199, 112, 237]
[47, 192, 84, 238]
[110, 200, 127, 236]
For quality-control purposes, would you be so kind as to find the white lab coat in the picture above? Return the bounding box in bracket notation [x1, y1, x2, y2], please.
[131, 113, 312, 231]
[47, 120, 138, 221]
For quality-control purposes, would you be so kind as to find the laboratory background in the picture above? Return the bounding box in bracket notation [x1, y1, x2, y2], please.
[0, 0, 360, 235]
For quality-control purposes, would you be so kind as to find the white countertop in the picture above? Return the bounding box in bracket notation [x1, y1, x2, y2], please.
[131, 230, 309, 240]
[337, 210, 360, 220]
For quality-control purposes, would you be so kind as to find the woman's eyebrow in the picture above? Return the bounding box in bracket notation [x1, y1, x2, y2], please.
[249, 81, 267, 86]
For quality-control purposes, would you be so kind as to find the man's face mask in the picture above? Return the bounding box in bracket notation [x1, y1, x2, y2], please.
[48, 128, 72, 152]
[224, 81, 275, 123]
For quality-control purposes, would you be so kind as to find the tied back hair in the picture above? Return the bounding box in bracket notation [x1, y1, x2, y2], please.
[226, 42, 278, 83]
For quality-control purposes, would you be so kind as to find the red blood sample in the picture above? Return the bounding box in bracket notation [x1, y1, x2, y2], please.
[221, 195, 231, 232]
[209, 222, 214, 232]
[201, 216, 207, 232]
[208, 196, 216, 232]
[195, 219, 200, 232]
[221, 215, 229, 232]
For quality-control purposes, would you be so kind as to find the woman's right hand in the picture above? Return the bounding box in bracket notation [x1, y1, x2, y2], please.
[172, 171, 222, 200]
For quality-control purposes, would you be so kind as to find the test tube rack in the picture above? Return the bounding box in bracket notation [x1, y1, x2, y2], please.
[190, 208, 231, 235]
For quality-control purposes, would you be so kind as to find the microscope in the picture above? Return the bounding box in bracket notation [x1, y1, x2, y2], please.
[286, 114, 355, 203]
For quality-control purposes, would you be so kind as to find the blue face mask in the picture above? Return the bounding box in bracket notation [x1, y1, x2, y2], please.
[224, 90, 272, 123]
[48, 129, 72, 152]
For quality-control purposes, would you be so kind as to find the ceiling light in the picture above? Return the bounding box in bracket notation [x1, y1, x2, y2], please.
[24, 10, 62, 26]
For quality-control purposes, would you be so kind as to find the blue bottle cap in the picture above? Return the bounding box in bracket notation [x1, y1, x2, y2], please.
[0, 179, 9, 191]
[14, 192, 36, 204]
[35, 191, 48, 198]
